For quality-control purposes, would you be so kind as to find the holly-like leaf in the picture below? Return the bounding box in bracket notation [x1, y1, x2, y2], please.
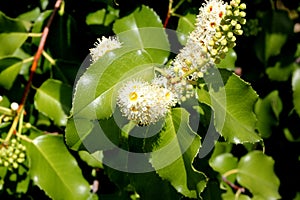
[176, 13, 196, 45]
[113, 5, 170, 64]
[26, 135, 91, 200]
[237, 151, 281, 199]
[292, 68, 300, 117]
[255, 90, 282, 138]
[149, 108, 207, 198]
[198, 69, 261, 143]
[34, 79, 72, 126]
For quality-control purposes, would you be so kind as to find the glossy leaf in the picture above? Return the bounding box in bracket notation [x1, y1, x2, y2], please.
[113, 5, 170, 64]
[0, 57, 23, 89]
[0, 33, 28, 58]
[198, 69, 262, 143]
[255, 90, 282, 138]
[150, 108, 207, 198]
[176, 13, 196, 45]
[72, 48, 154, 121]
[237, 151, 281, 199]
[292, 68, 300, 117]
[27, 135, 91, 200]
[34, 79, 72, 126]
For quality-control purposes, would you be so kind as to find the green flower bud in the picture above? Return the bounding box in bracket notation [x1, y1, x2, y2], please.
[234, 29, 243, 35]
[239, 18, 246, 25]
[227, 32, 234, 38]
[12, 162, 18, 169]
[239, 3, 246, 9]
[231, 20, 237, 26]
[234, 10, 240, 16]
[221, 39, 227, 46]
[235, 23, 242, 29]
[208, 40, 215, 46]
[222, 25, 229, 31]
[239, 11, 246, 17]
[215, 32, 222, 39]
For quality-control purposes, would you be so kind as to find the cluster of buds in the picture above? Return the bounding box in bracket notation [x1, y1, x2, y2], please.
[208, 0, 247, 63]
[0, 139, 26, 170]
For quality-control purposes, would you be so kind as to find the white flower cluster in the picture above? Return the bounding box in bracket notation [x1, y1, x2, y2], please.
[117, 79, 176, 125]
[90, 0, 245, 126]
[89, 36, 122, 63]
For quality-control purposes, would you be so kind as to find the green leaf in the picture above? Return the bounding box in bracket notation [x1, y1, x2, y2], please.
[0, 33, 28, 58]
[0, 11, 27, 33]
[292, 68, 300, 117]
[79, 150, 103, 168]
[176, 13, 196, 45]
[27, 135, 91, 200]
[72, 48, 154, 121]
[149, 108, 207, 198]
[129, 171, 181, 200]
[255, 11, 293, 63]
[113, 5, 170, 64]
[216, 49, 237, 69]
[255, 90, 282, 138]
[209, 153, 238, 183]
[222, 193, 251, 200]
[237, 151, 281, 199]
[0, 57, 23, 89]
[18, 7, 41, 22]
[266, 62, 297, 82]
[198, 69, 261, 143]
[34, 79, 72, 126]
[86, 8, 119, 26]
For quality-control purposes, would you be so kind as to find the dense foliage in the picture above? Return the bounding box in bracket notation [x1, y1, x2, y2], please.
[0, 0, 299, 199]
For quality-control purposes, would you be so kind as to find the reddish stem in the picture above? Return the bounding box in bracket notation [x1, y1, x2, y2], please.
[222, 176, 245, 193]
[164, 0, 173, 28]
[18, 0, 62, 114]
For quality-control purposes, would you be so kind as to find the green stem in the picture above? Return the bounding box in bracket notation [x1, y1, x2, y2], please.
[172, 0, 185, 13]
[0, 106, 14, 116]
[223, 168, 238, 178]
[42, 50, 56, 65]
[22, 57, 34, 64]
[28, 33, 43, 37]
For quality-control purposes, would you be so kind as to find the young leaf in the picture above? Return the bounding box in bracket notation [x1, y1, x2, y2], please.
[26, 135, 91, 200]
[149, 108, 207, 198]
[34, 79, 72, 126]
[237, 151, 281, 199]
[198, 70, 262, 143]
[292, 68, 300, 117]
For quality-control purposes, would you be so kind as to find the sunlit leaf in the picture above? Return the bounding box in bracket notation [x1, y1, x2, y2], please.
[0, 33, 28, 58]
[34, 79, 72, 126]
[27, 135, 91, 200]
[237, 151, 281, 199]
[292, 68, 300, 117]
[0, 57, 23, 89]
[113, 5, 170, 64]
[198, 69, 261, 143]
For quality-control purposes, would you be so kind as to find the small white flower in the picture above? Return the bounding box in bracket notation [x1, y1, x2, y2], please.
[89, 36, 122, 63]
[117, 79, 176, 126]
